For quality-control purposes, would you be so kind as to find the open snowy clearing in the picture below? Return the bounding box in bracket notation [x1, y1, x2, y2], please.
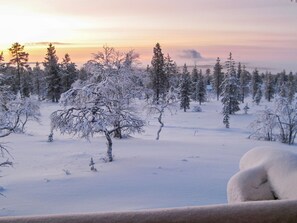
[0, 99, 294, 216]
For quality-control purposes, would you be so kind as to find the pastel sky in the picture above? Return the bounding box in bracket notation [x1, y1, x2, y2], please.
[0, 0, 296, 71]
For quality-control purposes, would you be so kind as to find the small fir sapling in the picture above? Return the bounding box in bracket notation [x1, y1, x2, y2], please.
[243, 103, 250, 114]
[89, 157, 97, 172]
[47, 131, 53, 142]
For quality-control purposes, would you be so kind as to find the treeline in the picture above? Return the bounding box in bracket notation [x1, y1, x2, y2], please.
[1, 42, 296, 107]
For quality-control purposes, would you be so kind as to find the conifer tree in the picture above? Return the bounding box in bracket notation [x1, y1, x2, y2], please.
[212, 57, 224, 101]
[287, 72, 296, 104]
[191, 66, 199, 101]
[221, 53, 240, 118]
[149, 43, 168, 103]
[264, 72, 274, 102]
[180, 64, 191, 112]
[196, 69, 206, 105]
[164, 54, 178, 89]
[43, 43, 61, 102]
[254, 87, 263, 105]
[0, 52, 4, 71]
[8, 42, 29, 96]
[32, 62, 46, 100]
[239, 64, 249, 103]
[60, 53, 78, 93]
[251, 68, 261, 100]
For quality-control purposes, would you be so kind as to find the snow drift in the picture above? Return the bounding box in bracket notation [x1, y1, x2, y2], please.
[227, 146, 297, 203]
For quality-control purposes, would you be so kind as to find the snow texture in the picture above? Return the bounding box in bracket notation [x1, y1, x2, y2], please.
[227, 146, 297, 203]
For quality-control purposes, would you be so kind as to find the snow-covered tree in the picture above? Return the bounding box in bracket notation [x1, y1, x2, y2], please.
[264, 72, 274, 102]
[221, 53, 240, 116]
[192, 68, 206, 105]
[179, 64, 191, 112]
[50, 47, 145, 162]
[164, 54, 179, 90]
[60, 53, 78, 93]
[212, 57, 224, 101]
[254, 87, 263, 105]
[44, 43, 61, 102]
[0, 88, 40, 167]
[239, 64, 250, 103]
[31, 62, 46, 101]
[251, 68, 262, 100]
[146, 89, 177, 140]
[274, 97, 297, 144]
[249, 107, 277, 141]
[250, 96, 297, 145]
[287, 72, 296, 104]
[149, 43, 168, 103]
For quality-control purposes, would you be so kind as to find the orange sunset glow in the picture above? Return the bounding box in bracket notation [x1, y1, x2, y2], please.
[0, 0, 296, 71]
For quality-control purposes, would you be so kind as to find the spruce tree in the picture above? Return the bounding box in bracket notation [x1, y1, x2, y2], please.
[212, 57, 224, 101]
[191, 65, 199, 101]
[197, 69, 206, 105]
[164, 54, 178, 89]
[60, 53, 78, 93]
[221, 53, 240, 118]
[43, 43, 61, 102]
[180, 64, 191, 112]
[150, 43, 168, 103]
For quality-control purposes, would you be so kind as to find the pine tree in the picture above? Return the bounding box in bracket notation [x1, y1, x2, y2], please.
[8, 42, 29, 97]
[251, 68, 261, 100]
[43, 43, 61, 102]
[150, 43, 168, 103]
[180, 64, 191, 112]
[212, 57, 224, 101]
[264, 72, 274, 102]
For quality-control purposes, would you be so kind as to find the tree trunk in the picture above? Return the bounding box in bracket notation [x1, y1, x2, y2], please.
[105, 131, 113, 162]
[156, 111, 164, 140]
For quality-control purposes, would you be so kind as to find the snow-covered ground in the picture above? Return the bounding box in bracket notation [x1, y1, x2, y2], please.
[0, 99, 294, 216]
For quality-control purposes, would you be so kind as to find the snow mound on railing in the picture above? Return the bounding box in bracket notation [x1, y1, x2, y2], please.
[227, 146, 297, 203]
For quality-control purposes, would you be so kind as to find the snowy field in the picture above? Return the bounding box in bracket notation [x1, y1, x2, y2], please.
[0, 99, 294, 216]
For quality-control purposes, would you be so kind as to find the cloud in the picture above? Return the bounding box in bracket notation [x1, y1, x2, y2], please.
[25, 42, 75, 46]
[179, 49, 203, 60]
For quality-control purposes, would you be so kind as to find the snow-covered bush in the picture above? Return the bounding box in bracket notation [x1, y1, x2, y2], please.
[192, 105, 202, 112]
[0, 89, 40, 170]
[227, 147, 297, 203]
[249, 107, 277, 141]
[249, 97, 297, 145]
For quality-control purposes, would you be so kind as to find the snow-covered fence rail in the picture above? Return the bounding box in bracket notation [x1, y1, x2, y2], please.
[0, 200, 296, 223]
